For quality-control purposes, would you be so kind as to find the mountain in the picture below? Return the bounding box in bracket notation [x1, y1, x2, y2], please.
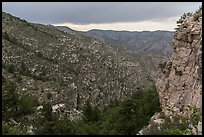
[83, 29, 174, 57]
[2, 6, 202, 135]
[2, 11, 155, 111]
[50, 25, 78, 35]
[53, 26, 174, 80]
[54, 26, 174, 58]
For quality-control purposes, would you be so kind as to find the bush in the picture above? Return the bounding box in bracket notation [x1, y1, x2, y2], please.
[74, 121, 99, 135]
[7, 64, 15, 73]
[15, 74, 23, 82]
[53, 117, 76, 135]
[193, 5, 202, 21]
[175, 70, 182, 76]
[82, 101, 101, 123]
[176, 12, 193, 27]
[3, 32, 10, 41]
[47, 93, 52, 99]
[2, 121, 28, 135]
[17, 94, 38, 115]
[2, 75, 7, 83]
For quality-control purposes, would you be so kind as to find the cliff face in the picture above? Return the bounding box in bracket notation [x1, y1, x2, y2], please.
[138, 8, 202, 135]
[156, 15, 202, 116]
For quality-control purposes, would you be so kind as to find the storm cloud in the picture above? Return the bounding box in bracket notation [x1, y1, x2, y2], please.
[2, 2, 201, 25]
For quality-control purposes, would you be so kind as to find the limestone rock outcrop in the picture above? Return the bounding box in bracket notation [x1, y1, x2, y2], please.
[156, 15, 202, 117]
[138, 8, 202, 135]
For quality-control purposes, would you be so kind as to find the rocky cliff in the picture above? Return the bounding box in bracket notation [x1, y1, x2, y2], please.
[138, 7, 202, 135]
[156, 12, 202, 117]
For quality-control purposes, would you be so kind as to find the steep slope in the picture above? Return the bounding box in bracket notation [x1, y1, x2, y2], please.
[2, 12, 154, 111]
[156, 14, 202, 117]
[54, 26, 173, 80]
[138, 7, 202, 135]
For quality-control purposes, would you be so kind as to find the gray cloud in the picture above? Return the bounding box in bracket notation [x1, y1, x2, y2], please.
[2, 2, 201, 24]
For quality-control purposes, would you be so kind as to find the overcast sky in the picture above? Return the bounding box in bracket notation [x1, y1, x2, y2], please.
[2, 2, 202, 31]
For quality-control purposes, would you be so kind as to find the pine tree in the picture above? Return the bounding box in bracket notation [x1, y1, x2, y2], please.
[2, 81, 19, 120]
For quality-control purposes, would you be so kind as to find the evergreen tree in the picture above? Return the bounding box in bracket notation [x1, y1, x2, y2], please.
[2, 82, 19, 120]
[82, 101, 101, 123]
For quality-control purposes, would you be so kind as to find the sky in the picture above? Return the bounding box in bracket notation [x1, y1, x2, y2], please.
[2, 2, 202, 31]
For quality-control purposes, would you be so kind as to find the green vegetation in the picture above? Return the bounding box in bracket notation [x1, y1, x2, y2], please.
[175, 5, 202, 30]
[2, 85, 161, 135]
[17, 95, 38, 115]
[193, 5, 202, 21]
[82, 101, 101, 123]
[2, 81, 19, 120]
[161, 115, 192, 135]
[142, 106, 201, 135]
[176, 12, 193, 28]
[58, 85, 160, 135]
[175, 70, 183, 76]
[2, 79, 39, 134]
[2, 82, 38, 119]
[2, 121, 28, 135]
[161, 108, 201, 135]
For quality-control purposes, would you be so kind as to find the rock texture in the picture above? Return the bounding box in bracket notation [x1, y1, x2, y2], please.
[138, 8, 202, 135]
[156, 15, 202, 117]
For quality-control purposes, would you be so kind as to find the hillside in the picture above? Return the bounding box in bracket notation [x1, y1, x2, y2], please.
[2, 11, 155, 111]
[54, 27, 174, 79]
[84, 29, 174, 57]
[54, 26, 174, 80]
[55, 26, 174, 57]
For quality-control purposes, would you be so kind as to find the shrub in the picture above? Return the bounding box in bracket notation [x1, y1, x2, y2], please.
[7, 64, 15, 73]
[176, 12, 193, 27]
[47, 93, 52, 100]
[15, 74, 23, 82]
[193, 5, 202, 21]
[17, 94, 38, 115]
[2, 121, 28, 135]
[152, 108, 201, 135]
[82, 101, 101, 123]
[3, 32, 10, 41]
[175, 70, 182, 76]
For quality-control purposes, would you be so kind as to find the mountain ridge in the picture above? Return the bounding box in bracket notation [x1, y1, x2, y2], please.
[53, 25, 174, 59]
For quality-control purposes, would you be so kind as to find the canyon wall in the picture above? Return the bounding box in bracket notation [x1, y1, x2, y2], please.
[156, 14, 202, 117]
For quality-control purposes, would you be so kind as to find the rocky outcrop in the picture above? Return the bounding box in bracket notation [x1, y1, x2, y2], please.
[138, 8, 202, 135]
[156, 14, 202, 117]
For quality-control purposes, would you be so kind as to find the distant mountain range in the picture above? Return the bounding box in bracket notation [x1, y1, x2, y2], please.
[54, 26, 175, 58]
